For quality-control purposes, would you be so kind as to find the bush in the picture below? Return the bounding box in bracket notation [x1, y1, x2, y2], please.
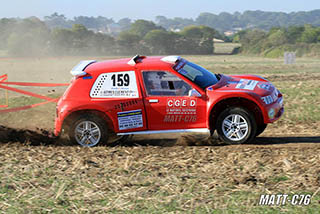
[263, 47, 285, 58]
[237, 26, 320, 57]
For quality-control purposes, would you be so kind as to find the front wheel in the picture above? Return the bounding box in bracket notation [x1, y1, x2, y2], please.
[216, 107, 257, 144]
[69, 114, 109, 147]
[256, 124, 267, 137]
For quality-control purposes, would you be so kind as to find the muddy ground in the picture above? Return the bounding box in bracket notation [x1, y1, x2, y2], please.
[0, 124, 319, 147]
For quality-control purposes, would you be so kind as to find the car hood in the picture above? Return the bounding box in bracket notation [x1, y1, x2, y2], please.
[207, 74, 275, 97]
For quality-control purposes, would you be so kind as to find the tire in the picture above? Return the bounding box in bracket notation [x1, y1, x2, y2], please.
[256, 124, 267, 137]
[69, 114, 109, 147]
[216, 107, 257, 144]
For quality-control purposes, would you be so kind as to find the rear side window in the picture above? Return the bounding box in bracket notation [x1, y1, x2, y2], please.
[90, 71, 139, 98]
[142, 71, 191, 96]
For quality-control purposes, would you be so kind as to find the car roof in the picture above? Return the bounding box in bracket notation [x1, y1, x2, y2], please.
[84, 56, 176, 73]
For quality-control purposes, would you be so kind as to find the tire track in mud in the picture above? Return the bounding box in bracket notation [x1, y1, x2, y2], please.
[0, 126, 57, 145]
[0, 125, 319, 148]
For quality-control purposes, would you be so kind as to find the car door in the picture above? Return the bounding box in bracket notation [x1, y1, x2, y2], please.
[140, 70, 207, 130]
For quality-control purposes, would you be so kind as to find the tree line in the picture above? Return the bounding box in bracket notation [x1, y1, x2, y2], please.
[0, 17, 222, 56]
[234, 25, 320, 57]
[0, 17, 224, 56]
[193, 10, 320, 32]
[3, 13, 320, 57]
[42, 10, 320, 33]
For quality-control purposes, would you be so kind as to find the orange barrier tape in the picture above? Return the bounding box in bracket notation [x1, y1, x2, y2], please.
[0, 99, 59, 113]
[0, 84, 57, 101]
[0, 74, 7, 82]
[0, 74, 69, 113]
[1, 82, 69, 87]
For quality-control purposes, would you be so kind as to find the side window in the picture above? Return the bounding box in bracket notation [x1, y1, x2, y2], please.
[142, 71, 192, 96]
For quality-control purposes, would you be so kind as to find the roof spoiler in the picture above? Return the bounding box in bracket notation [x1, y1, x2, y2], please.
[128, 55, 146, 66]
[161, 56, 181, 64]
[70, 60, 97, 76]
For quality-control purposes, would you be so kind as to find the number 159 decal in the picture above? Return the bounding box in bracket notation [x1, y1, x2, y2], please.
[111, 74, 130, 87]
[90, 71, 139, 98]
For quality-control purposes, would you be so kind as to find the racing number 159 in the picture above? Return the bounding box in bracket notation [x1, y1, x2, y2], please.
[111, 74, 130, 87]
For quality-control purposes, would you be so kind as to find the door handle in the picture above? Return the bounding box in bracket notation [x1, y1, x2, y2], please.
[149, 99, 159, 103]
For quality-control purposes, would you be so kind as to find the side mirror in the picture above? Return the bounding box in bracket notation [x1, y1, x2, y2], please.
[188, 89, 202, 97]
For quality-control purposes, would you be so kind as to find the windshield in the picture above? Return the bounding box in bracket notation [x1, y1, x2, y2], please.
[173, 59, 219, 89]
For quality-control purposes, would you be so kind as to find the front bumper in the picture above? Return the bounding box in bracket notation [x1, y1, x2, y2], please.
[265, 96, 284, 123]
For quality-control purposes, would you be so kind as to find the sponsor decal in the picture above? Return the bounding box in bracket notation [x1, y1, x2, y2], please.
[278, 96, 283, 106]
[164, 98, 197, 123]
[166, 98, 197, 115]
[114, 100, 139, 110]
[259, 194, 311, 206]
[235, 79, 259, 90]
[90, 71, 139, 98]
[227, 81, 239, 84]
[262, 89, 279, 105]
[272, 92, 278, 102]
[173, 59, 187, 71]
[258, 83, 271, 91]
[117, 109, 143, 130]
[163, 115, 197, 123]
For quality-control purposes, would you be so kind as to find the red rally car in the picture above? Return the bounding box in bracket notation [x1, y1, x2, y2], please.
[55, 55, 284, 147]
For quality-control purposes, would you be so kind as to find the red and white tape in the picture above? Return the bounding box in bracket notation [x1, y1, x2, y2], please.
[0, 74, 69, 113]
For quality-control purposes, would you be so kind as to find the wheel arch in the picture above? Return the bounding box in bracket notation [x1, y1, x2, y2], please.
[62, 109, 115, 135]
[208, 97, 264, 132]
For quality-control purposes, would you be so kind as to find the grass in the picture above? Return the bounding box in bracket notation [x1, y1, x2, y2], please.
[0, 55, 320, 213]
[214, 43, 241, 54]
[271, 176, 290, 183]
[0, 50, 7, 57]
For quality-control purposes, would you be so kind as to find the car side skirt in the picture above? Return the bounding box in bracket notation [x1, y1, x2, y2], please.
[117, 128, 210, 135]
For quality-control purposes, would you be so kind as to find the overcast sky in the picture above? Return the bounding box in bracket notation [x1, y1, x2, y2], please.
[1, 0, 320, 20]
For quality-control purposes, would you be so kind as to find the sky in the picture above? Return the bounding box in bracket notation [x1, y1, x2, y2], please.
[1, 0, 320, 20]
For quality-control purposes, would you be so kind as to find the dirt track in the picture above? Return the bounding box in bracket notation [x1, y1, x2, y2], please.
[0, 125, 320, 212]
[1, 125, 319, 148]
[0, 111, 319, 212]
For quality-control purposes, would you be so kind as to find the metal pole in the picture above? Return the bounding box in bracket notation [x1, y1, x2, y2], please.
[5, 74, 8, 106]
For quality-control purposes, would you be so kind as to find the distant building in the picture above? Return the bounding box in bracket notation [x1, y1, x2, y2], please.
[233, 27, 243, 31]
[213, 38, 224, 43]
[224, 28, 243, 37]
[170, 28, 181, 33]
[224, 31, 235, 37]
[106, 23, 122, 35]
[88, 27, 109, 34]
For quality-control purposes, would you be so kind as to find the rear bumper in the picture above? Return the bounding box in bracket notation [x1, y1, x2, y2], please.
[54, 117, 62, 136]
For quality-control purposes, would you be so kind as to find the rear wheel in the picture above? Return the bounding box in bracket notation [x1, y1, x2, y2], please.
[216, 107, 257, 144]
[69, 114, 109, 147]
